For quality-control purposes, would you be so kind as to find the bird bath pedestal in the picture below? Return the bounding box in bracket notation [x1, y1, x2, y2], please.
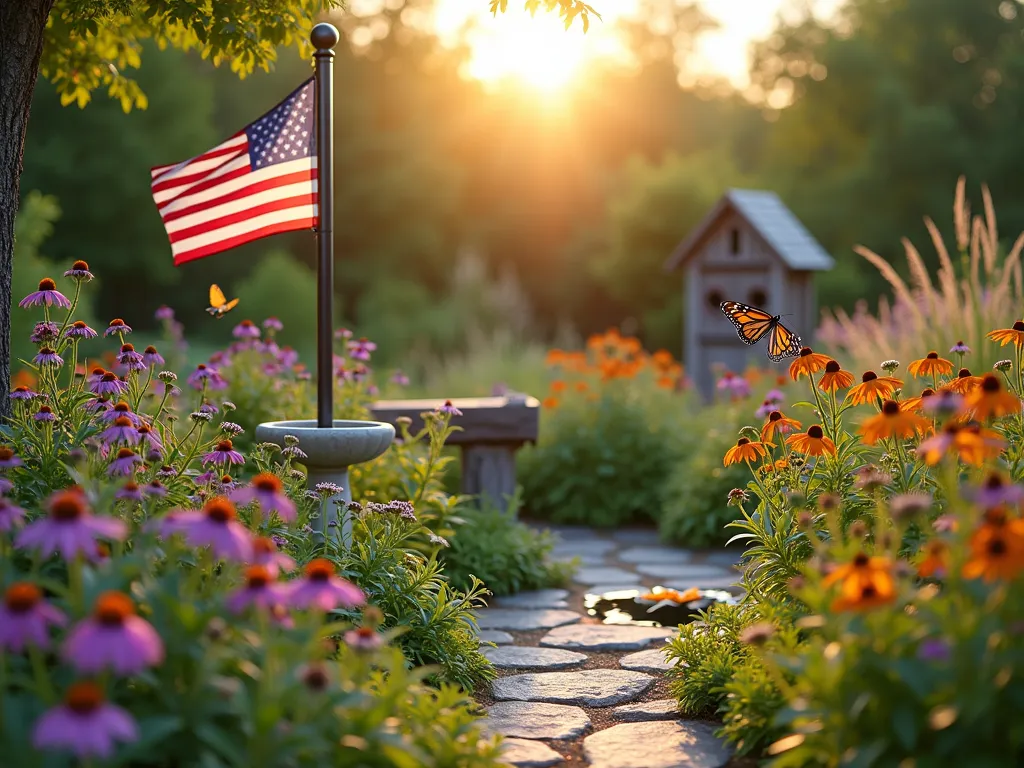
[254, 419, 394, 545]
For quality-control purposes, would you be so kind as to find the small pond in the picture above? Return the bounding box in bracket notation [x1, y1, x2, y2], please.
[583, 586, 740, 627]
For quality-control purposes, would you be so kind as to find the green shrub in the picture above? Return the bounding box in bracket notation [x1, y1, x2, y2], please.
[441, 499, 576, 597]
[518, 382, 680, 526]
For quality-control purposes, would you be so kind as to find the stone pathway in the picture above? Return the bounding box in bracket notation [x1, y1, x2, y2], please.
[473, 524, 747, 768]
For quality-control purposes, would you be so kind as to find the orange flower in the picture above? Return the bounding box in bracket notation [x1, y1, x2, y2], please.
[652, 349, 675, 370]
[760, 410, 802, 442]
[987, 320, 1024, 349]
[900, 388, 936, 413]
[917, 539, 948, 579]
[964, 374, 1021, 421]
[859, 400, 931, 444]
[943, 368, 983, 395]
[542, 396, 559, 409]
[789, 347, 831, 381]
[723, 437, 773, 466]
[786, 425, 836, 457]
[550, 380, 568, 394]
[845, 371, 904, 406]
[823, 553, 897, 612]
[908, 351, 954, 378]
[916, 423, 1006, 466]
[545, 349, 566, 366]
[817, 360, 855, 393]
[574, 381, 589, 393]
[759, 458, 790, 475]
[962, 507, 1024, 582]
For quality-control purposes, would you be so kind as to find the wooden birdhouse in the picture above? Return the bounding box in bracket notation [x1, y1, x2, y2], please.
[664, 189, 835, 400]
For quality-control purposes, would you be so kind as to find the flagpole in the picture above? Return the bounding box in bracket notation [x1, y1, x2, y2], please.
[312, 22, 339, 429]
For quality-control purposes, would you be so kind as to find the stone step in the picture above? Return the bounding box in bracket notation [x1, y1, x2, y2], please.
[477, 608, 582, 631]
[498, 737, 565, 768]
[611, 699, 681, 722]
[491, 589, 571, 609]
[493, 669, 655, 707]
[583, 720, 732, 768]
[619, 647, 675, 674]
[573, 566, 643, 586]
[478, 630, 514, 645]
[633, 564, 733, 580]
[618, 546, 695, 565]
[482, 646, 588, 671]
[484, 700, 591, 740]
[540, 624, 675, 652]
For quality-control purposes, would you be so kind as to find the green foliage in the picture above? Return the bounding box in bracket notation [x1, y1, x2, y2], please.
[518, 382, 680, 526]
[441, 500, 576, 597]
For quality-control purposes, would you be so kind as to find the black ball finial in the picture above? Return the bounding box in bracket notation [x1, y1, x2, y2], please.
[310, 22, 340, 50]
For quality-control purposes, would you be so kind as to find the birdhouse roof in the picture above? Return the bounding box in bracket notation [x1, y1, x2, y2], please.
[664, 189, 835, 272]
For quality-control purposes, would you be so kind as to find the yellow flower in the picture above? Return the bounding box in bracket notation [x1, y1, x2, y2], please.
[845, 371, 903, 406]
[943, 368, 983, 395]
[760, 410, 802, 443]
[788, 347, 831, 381]
[963, 374, 1021, 421]
[859, 399, 931, 444]
[786, 425, 836, 457]
[823, 553, 897, 612]
[900, 388, 935, 413]
[987, 320, 1024, 349]
[908, 351, 954, 378]
[962, 508, 1024, 582]
[723, 437, 772, 467]
[818, 360, 855, 393]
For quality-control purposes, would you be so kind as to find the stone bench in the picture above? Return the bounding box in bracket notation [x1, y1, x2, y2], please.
[370, 395, 540, 511]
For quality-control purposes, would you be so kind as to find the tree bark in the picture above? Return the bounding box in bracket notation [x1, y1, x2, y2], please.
[0, 0, 54, 420]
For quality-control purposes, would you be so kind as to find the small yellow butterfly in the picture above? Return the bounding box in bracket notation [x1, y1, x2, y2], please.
[206, 284, 239, 319]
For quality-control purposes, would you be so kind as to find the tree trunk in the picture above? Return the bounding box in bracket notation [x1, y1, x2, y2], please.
[0, 0, 54, 420]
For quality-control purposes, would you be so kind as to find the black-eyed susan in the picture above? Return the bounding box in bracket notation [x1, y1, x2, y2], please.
[943, 368, 983, 395]
[916, 423, 1006, 466]
[962, 507, 1024, 582]
[859, 399, 931, 444]
[786, 425, 836, 457]
[823, 552, 897, 612]
[817, 360, 854, 393]
[900, 388, 935, 413]
[760, 410, 802, 443]
[723, 437, 773, 467]
[987, 320, 1024, 349]
[788, 347, 830, 381]
[908, 351, 954, 379]
[917, 539, 948, 579]
[845, 371, 903, 406]
[964, 373, 1022, 421]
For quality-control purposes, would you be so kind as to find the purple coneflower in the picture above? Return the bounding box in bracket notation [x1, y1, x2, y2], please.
[34, 347, 63, 368]
[142, 345, 164, 367]
[116, 344, 145, 372]
[226, 565, 291, 613]
[754, 399, 776, 419]
[922, 390, 964, 417]
[335, 327, 353, 340]
[251, 536, 296, 576]
[950, 340, 971, 355]
[19, 278, 71, 309]
[107, 448, 142, 477]
[10, 385, 39, 401]
[16, 488, 126, 560]
[215, 474, 238, 493]
[85, 396, 111, 414]
[230, 472, 296, 522]
[63, 259, 95, 281]
[31, 321, 60, 343]
[34, 405, 57, 422]
[263, 316, 283, 332]
[136, 425, 162, 454]
[764, 388, 786, 403]
[344, 626, 384, 651]
[63, 591, 164, 674]
[262, 362, 283, 376]
[933, 514, 958, 533]
[158, 497, 254, 561]
[115, 482, 144, 502]
[32, 681, 138, 759]
[203, 439, 244, 467]
[347, 337, 376, 361]
[100, 416, 140, 447]
[100, 401, 141, 426]
[104, 318, 132, 337]
[917, 637, 951, 662]
[64, 320, 98, 340]
[278, 347, 299, 367]
[187, 363, 227, 391]
[289, 559, 364, 611]
[0, 445, 22, 469]
[193, 469, 217, 486]
[965, 472, 1024, 508]
[90, 372, 128, 396]
[0, 583, 65, 652]
[156, 465, 176, 479]
[390, 370, 410, 386]
[437, 400, 463, 416]
[0, 498, 26, 532]
[296, 369, 311, 381]
[232, 319, 261, 339]
[154, 305, 174, 321]
[143, 479, 168, 497]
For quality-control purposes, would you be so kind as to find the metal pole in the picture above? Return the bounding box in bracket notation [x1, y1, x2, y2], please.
[312, 22, 339, 428]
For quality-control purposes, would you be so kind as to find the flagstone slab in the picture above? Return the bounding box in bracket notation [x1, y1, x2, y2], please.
[536, 524, 605, 541]
[498, 737, 565, 768]
[482, 646, 588, 670]
[540, 624, 675, 652]
[550, 539, 617, 556]
[633, 564, 734, 581]
[477, 609, 582, 631]
[582, 585, 645, 598]
[484, 700, 591, 740]
[618, 546, 695, 565]
[548, 552, 606, 566]
[612, 699, 681, 722]
[612, 529, 663, 546]
[573, 567, 643, 585]
[493, 669, 655, 707]
[492, 589, 571, 609]
[583, 720, 732, 768]
[619, 647, 675, 674]
[703, 550, 745, 567]
[478, 630, 514, 644]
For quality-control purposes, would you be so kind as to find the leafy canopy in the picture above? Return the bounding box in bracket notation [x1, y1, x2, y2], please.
[489, 0, 601, 31]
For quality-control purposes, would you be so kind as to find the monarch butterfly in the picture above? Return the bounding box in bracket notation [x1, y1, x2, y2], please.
[206, 284, 239, 319]
[719, 301, 802, 362]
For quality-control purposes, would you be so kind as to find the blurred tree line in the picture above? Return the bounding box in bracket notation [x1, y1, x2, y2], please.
[17, 0, 1024, 359]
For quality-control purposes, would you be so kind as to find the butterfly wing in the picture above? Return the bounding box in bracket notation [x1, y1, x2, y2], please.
[222, 298, 239, 313]
[766, 321, 803, 362]
[720, 301, 776, 346]
[209, 284, 226, 309]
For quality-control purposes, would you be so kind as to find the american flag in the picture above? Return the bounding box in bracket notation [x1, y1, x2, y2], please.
[150, 78, 318, 266]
